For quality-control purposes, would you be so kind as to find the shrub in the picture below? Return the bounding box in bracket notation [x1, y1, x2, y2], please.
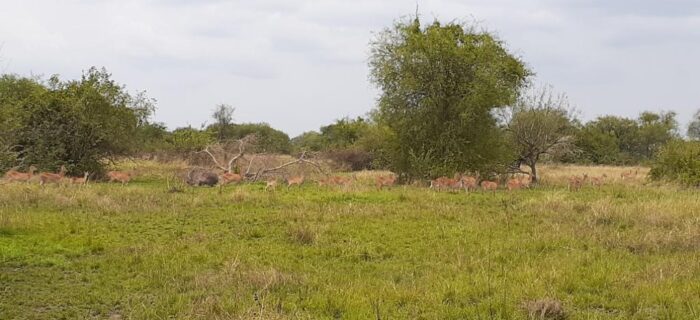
[649, 140, 700, 186]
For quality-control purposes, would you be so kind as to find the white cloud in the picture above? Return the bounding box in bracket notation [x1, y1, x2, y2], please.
[1, 0, 698, 135]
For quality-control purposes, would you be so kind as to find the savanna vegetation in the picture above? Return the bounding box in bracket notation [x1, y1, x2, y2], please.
[2, 15, 700, 320]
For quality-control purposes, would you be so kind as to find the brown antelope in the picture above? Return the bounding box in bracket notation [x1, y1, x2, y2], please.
[460, 176, 478, 192]
[3, 165, 37, 183]
[620, 169, 638, 180]
[107, 171, 132, 185]
[568, 174, 588, 191]
[506, 177, 523, 191]
[265, 178, 278, 191]
[39, 165, 67, 186]
[70, 172, 90, 185]
[286, 175, 305, 189]
[590, 174, 607, 187]
[220, 172, 243, 185]
[376, 174, 397, 189]
[430, 176, 459, 191]
[480, 180, 498, 192]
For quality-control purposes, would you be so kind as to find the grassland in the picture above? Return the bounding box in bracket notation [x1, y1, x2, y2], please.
[1, 164, 699, 319]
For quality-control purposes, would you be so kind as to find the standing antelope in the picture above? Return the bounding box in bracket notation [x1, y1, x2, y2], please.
[430, 176, 459, 191]
[620, 169, 638, 180]
[590, 174, 607, 187]
[265, 178, 278, 191]
[3, 165, 37, 183]
[506, 177, 522, 191]
[220, 172, 243, 185]
[480, 180, 498, 192]
[568, 174, 588, 191]
[460, 176, 478, 192]
[39, 165, 67, 186]
[70, 172, 90, 186]
[107, 171, 132, 185]
[376, 174, 397, 189]
[286, 175, 305, 189]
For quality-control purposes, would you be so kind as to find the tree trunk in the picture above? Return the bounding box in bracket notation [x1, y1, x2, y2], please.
[529, 162, 538, 183]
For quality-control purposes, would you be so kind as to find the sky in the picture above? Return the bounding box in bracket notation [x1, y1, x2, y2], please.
[1, 0, 699, 137]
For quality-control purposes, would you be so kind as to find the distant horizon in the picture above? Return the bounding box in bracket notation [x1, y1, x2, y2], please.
[1, 0, 698, 136]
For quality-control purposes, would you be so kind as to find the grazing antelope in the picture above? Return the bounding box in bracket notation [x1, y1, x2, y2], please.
[376, 174, 397, 189]
[107, 171, 132, 185]
[39, 165, 67, 186]
[460, 176, 478, 192]
[70, 172, 90, 185]
[220, 172, 243, 185]
[265, 178, 278, 191]
[568, 174, 588, 191]
[480, 180, 498, 192]
[3, 165, 37, 183]
[286, 175, 305, 189]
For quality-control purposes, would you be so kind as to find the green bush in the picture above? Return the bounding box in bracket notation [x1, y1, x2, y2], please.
[649, 140, 700, 186]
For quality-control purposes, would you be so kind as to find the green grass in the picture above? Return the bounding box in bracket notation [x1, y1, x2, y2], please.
[1, 177, 699, 319]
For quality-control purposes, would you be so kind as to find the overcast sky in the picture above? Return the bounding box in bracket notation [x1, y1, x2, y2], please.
[1, 0, 699, 136]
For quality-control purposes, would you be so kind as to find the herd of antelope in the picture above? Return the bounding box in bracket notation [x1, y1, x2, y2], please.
[1, 165, 132, 187]
[2, 164, 637, 192]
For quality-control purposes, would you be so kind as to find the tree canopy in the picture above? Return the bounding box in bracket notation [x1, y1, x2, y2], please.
[369, 17, 530, 179]
[0, 68, 155, 174]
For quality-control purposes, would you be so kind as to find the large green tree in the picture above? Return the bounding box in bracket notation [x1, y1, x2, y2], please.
[369, 17, 530, 179]
[0, 67, 155, 175]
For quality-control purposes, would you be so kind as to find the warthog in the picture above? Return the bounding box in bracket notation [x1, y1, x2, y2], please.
[186, 169, 219, 187]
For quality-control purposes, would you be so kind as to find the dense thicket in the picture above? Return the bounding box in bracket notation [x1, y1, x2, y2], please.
[0, 68, 154, 175]
[649, 140, 700, 186]
[571, 111, 678, 165]
[369, 18, 530, 179]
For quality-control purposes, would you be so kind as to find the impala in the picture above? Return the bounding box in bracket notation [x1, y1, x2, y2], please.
[107, 171, 132, 185]
[220, 172, 243, 185]
[286, 175, 305, 189]
[376, 174, 397, 189]
[39, 165, 67, 186]
[265, 178, 278, 191]
[480, 180, 498, 192]
[70, 172, 90, 185]
[568, 174, 588, 191]
[3, 165, 37, 183]
[460, 176, 478, 192]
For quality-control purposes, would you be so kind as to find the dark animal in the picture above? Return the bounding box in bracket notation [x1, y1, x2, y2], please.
[186, 169, 219, 187]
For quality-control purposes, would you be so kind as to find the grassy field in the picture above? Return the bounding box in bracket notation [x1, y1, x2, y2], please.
[1, 164, 699, 319]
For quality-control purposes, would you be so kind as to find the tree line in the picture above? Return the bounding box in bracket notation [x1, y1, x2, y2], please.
[2, 16, 699, 184]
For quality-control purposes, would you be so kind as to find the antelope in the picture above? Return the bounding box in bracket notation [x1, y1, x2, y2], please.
[265, 178, 278, 191]
[506, 177, 523, 191]
[286, 175, 305, 189]
[590, 174, 607, 187]
[460, 176, 478, 192]
[431, 176, 463, 192]
[376, 174, 397, 189]
[480, 180, 498, 192]
[331, 175, 353, 187]
[220, 172, 243, 185]
[3, 165, 37, 183]
[39, 165, 67, 186]
[568, 174, 588, 191]
[70, 172, 90, 185]
[620, 169, 638, 180]
[107, 171, 132, 185]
